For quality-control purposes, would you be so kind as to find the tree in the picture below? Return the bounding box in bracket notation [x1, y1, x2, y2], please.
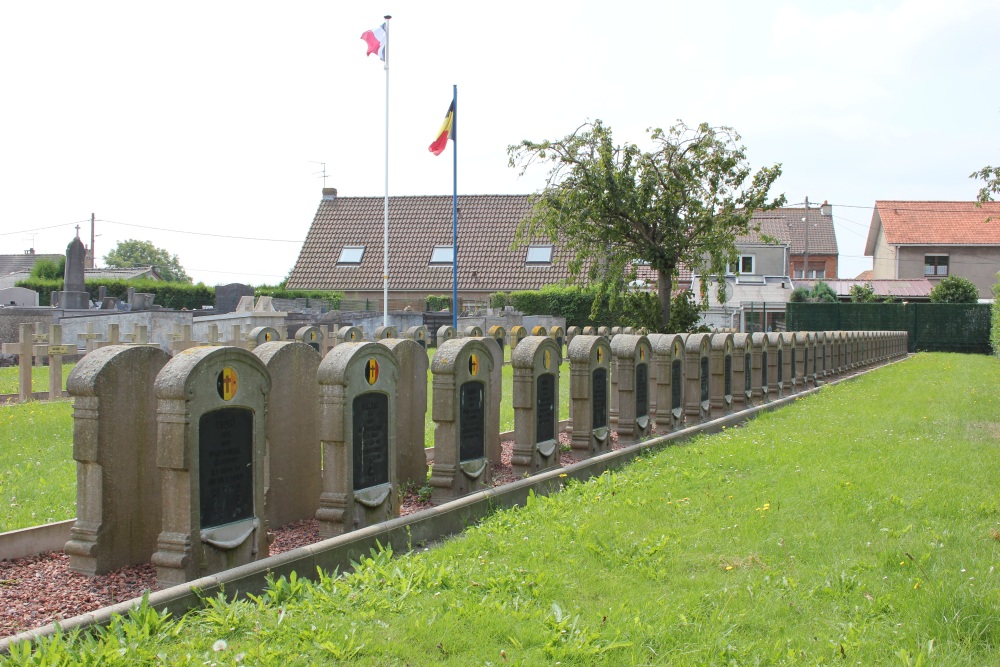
[929, 275, 980, 303]
[508, 120, 784, 331]
[849, 282, 879, 303]
[29, 256, 64, 280]
[971, 165, 1000, 203]
[103, 239, 191, 283]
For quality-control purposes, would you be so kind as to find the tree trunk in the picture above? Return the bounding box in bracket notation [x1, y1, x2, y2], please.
[657, 269, 673, 332]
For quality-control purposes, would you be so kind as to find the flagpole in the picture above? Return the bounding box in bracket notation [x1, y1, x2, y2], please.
[451, 84, 458, 329]
[382, 14, 391, 327]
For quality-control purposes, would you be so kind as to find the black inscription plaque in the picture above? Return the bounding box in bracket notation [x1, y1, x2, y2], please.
[308, 341, 320, 352]
[199, 407, 254, 529]
[635, 363, 648, 418]
[592, 368, 608, 429]
[353, 392, 389, 489]
[744, 353, 752, 393]
[671, 359, 682, 411]
[724, 355, 732, 397]
[536, 373, 555, 443]
[761, 351, 768, 389]
[791, 349, 797, 379]
[700, 356, 709, 403]
[459, 381, 485, 461]
[777, 350, 783, 383]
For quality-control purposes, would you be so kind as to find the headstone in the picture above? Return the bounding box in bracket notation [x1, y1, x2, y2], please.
[731, 333, 751, 411]
[611, 326, 624, 336]
[235, 295, 256, 313]
[169, 324, 201, 354]
[797, 332, 815, 387]
[750, 333, 769, 404]
[647, 333, 685, 433]
[548, 325, 565, 358]
[530, 325, 547, 337]
[215, 283, 255, 314]
[379, 338, 430, 489]
[709, 333, 735, 418]
[487, 325, 506, 359]
[254, 296, 277, 312]
[252, 342, 322, 528]
[0, 286, 39, 307]
[509, 325, 527, 350]
[683, 333, 711, 423]
[151, 346, 271, 587]
[511, 336, 562, 477]
[611, 334, 652, 446]
[316, 342, 399, 538]
[565, 326, 579, 351]
[77, 323, 104, 354]
[405, 325, 428, 349]
[597, 326, 611, 340]
[58, 235, 91, 310]
[295, 325, 325, 353]
[247, 326, 281, 349]
[2, 323, 35, 402]
[623, 327, 635, 335]
[436, 325, 457, 347]
[582, 326, 596, 336]
[95, 323, 125, 349]
[428, 338, 496, 502]
[462, 325, 483, 338]
[33, 324, 69, 399]
[567, 335, 612, 460]
[765, 332, 784, 398]
[374, 325, 398, 340]
[781, 332, 799, 394]
[64, 345, 172, 575]
[124, 324, 152, 346]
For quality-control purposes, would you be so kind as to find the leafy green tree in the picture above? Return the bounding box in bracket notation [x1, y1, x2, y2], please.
[29, 257, 64, 280]
[849, 282, 879, 303]
[929, 275, 980, 303]
[507, 120, 784, 331]
[810, 281, 838, 303]
[103, 239, 191, 283]
[971, 165, 1000, 203]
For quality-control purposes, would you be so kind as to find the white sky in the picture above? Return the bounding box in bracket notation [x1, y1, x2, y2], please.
[1, 0, 998, 285]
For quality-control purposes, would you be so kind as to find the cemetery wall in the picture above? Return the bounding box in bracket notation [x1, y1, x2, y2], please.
[56, 311, 193, 352]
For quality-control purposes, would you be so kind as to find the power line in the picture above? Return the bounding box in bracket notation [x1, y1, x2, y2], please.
[0, 220, 88, 237]
[97, 219, 302, 243]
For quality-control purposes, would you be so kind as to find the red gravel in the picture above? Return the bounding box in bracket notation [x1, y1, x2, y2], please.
[1, 428, 636, 641]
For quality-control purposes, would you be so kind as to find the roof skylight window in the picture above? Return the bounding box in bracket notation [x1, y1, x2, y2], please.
[430, 245, 454, 265]
[337, 245, 365, 265]
[525, 245, 553, 264]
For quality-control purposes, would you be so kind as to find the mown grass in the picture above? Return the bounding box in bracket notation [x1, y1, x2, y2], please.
[5, 352, 1000, 665]
[0, 400, 75, 532]
[0, 363, 75, 395]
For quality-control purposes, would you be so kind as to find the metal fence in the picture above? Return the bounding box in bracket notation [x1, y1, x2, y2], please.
[786, 302, 992, 353]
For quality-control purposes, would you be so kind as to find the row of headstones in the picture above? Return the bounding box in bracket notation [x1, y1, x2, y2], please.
[60, 328, 905, 589]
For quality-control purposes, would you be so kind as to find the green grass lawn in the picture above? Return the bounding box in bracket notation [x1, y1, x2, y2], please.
[5, 352, 1000, 665]
[0, 362, 75, 395]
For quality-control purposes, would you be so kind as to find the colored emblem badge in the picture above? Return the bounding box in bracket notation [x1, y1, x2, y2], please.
[597, 347, 604, 364]
[543, 349, 551, 369]
[639, 346, 645, 361]
[217, 367, 238, 401]
[310, 331, 317, 341]
[365, 357, 380, 385]
[469, 353, 479, 376]
[264, 332, 273, 342]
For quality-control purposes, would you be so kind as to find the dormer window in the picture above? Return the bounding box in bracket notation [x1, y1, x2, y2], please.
[337, 245, 365, 265]
[727, 255, 755, 275]
[430, 245, 454, 266]
[526, 245, 553, 265]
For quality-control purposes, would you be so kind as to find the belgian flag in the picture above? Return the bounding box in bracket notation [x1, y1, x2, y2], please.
[428, 100, 455, 156]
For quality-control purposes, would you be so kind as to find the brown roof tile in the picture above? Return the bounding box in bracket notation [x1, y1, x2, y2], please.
[873, 200, 1000, 245]
[742, 207, 839, 255]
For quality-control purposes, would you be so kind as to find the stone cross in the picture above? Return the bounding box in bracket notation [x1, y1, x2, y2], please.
[95, 324, 124, 349]
[2, 323, 35, 402]
[169, 324, 200, 353]
[123, 324, 151, 345]
[205, 324, 226, 345]
[77, 323, 104, 354]
[33, 324, 69, 399]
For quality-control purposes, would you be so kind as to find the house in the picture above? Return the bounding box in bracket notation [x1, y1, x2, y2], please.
[0, 265, 162, 291]
[752, 203, 839, 279]
[865, 200, 1000, 299]
[0, 250, 64, 289]
[286, 189, 575, 308]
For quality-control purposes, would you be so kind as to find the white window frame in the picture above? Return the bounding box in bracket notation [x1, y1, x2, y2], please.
[525, 245, 554, 265]
[337, 245, 365, 265]
[727, 254, 755, 275]
[429, 245, 454, 266]
[924, 254, 949, 276]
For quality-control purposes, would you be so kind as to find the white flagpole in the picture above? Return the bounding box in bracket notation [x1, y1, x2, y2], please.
[382, 14, 391, 326]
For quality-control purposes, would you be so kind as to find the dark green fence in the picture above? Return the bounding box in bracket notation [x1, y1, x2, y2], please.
[786, 303, 991, 354]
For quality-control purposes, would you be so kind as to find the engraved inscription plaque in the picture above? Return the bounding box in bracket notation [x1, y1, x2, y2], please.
[724, 355, 732, 397]
[671, 359, 682, 411]
[353, 392, 389, 489]
[459, 381, 485, 461]
[700, 356, 709, 403]
[592, 367, 608, 429]
[777, 349, 784, 383]
[791, 349, 797, 379]
[199, 407, 254, 528]
[761, 351, 768, 389]
[744, 352, 752, 393]
[536, 373, 555, 443]
[635, 363, 648, 418]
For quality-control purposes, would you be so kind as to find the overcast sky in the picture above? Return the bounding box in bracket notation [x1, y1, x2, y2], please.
[2, 0, 998, 286]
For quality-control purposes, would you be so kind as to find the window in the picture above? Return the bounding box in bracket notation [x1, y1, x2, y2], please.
[526, 245, 553, 264]
[337, 245, 365, 265]
[727, 255, 755, 275]
[924, 255, 949, 276]
[793, 263, 826, 279]
[429, 245, 454, 265]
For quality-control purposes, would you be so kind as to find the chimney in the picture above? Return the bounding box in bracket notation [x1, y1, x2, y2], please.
[24, 248, 35, 255]
[820, 200, 832, 217]
[322, 187, 338, 201]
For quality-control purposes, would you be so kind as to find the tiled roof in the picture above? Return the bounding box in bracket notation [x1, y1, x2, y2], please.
[740, 207, 839, 255]
[796, 278, 933, 299]
[286, 194, 579, 292]
[633, 263, 692, 292]
[871, 200, 1000, 246]
[84, 266, 161, 281]
[0, 253, 63, 278]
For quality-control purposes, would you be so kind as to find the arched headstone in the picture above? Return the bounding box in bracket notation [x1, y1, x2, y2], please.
[379, 338, 430, 489]
[683, 333, 711, 423]
[295, 325, 324, 353]
[611, 334, 652, 446]
[567, 335, 612, 459]
[511, 336, 562, 477]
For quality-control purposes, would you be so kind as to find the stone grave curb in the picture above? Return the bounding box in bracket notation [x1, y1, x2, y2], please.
[0, 520, 75, 561]
[0, 357, 908, 653]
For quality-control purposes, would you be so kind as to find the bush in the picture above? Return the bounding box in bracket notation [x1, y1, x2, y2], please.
[254, 285, 343, 309]
[15, 277, 215, 309]
[789, 286, 810, 302]
[29, 257, 64, 280]
[426, 295, 452, 312]
[489, 292, 509, 309]
[991, 275, 1000, 355]
[929, 275, 980, 304]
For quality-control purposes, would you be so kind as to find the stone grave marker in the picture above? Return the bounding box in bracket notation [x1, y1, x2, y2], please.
[235, 295, 256, 313]
[77, 323, 104, 354]
[215, 283, 255, 314]
[549, 325, 565, 358]
[252, 341, 322, 528]
[95, 323, 125, 349]
[405, 325, 428, 349]
[374, 325, 398, 340]
[683, 333, 711, 423]
[379, 338, 430, 489]
[337, 325, 363, 345]
[436, 325, 457, 347]
[731, 333, 750, 411]
[487, 325, 506, 359]
[316, 342, 399, 537]
[2, 323, 34, 402]
[565, 326, 579, 350]
[709, 333, 735, 418]
[247, 325, 281, 350]
[64, 344, 172, 575]
[647, 333, 685, 433]
[530, 325, 547, 337]
[254, 296, 277, 312]
[611, 334, 652, 446]
[36, 323, 70, 399]
[765, 332, 784, 398]
[582, 326, 596, 336]
[750, 332, 769, 404]
[567, 335, 612, 460]
[295, 325, 325, 353]
[780, 332, 799, 394]
[794, 332, 812, 388]
[597, 326, 610, 339]
[509, 325, 527, 351]
[611, 326, 623, 336]
[623, 326, 635, 335]
[429, 338, 496, 502]
[463, 325, 483, 338]
[511, 336, 562, 477]
[169, 324, 201, 354]
[202, 324, 226, 346]
[151, 346, 271, 587]
[58, 235, 91, 310]
[123, 324, 152, 346]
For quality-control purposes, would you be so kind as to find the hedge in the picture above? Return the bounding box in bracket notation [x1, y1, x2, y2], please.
[16, 278, 215, 310]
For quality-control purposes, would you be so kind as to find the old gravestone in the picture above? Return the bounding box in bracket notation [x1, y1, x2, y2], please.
[58, 235, 91, 310]
[487, 324, 506, 359]
[548, 325, 565, 358]
[379, 338, 430, 489]
[611, 334, 652, 446]
[781, 332, 799, 394]
[316, 342, 399, 538]
[683, 333, 711, 424]
[708, 333, 735, 418]
[215, 283, 255, 314]
[750, 332, 769, 404]
[765, 332, 784, 398]
[436, 325, 457, 347]
[374, 325, 398, 340]
[247, 325, 281, 350]
[337, 326, 363, 344]
[511, 335, 562, 477]
[151, 346, 271, 587]
[406, 325, 428, 349]
[731, 333, 751, 411]
[252, 341, 322, 528]
[428, 338, 496, 502]
[509, 325, 527, 351]
[462, 325, 483, 338]
[64, 345, 172, 575]
[295, 325, 325, 353]
[647, 333, 685, 433]
[567, 335, 612, 459]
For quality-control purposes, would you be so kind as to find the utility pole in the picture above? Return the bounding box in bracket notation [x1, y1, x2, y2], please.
[802, 196, 809, 280]
[90, 213, 96, 269]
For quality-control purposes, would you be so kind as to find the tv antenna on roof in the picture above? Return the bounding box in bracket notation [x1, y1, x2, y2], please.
[309, 161, 328, 187]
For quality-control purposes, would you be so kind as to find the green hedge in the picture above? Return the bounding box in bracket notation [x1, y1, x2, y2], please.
[254, 286, 343, 309]
[16, 278, 215, 309]
[507, 285, 663, 329]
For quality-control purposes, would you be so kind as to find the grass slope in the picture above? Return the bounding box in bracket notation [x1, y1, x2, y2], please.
[5, 352, 1000, 665]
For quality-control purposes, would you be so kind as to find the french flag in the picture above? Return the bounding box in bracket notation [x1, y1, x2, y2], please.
[361, 23, 387, 61]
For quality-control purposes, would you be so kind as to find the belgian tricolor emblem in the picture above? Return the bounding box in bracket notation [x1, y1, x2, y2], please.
[429, 100, 455, 156]
[365, 358, 380, 385]
[217, 367, 239, 401]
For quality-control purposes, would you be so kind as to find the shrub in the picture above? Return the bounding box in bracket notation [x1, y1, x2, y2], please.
[991, 275, 1000, 355]
[929, 275, 980, 304]
[789, 286, 810, 302]
[29, 257, 65, 280]
[489, 292, 509, 309]
[426, 295, 452, 312]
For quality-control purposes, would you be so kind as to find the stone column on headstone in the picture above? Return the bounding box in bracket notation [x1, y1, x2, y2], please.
[374, 325, 398, 340]
[647, 333, 685, 433]
[252, 341, 322, 528]
[64, 345, 172, 575]
[428, 338, 496, 503]
[750, 333, 769, 404]
[379, 338, 430, 490]
[316, 342, 400, 538]
[612, 334, 652, 446]
[683, 333, 712, 424]
[405, 325, 428, 349]
[151, 347, 271, 587]
[731, 333, 750, 412]
[765, 332, 784, 398]
[2, 323, 35, 402]
[511, 336, 562, 477]
[709, 333, 735, 418]
[567, 335, 612, 460]
[58, 235, 91, 310]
